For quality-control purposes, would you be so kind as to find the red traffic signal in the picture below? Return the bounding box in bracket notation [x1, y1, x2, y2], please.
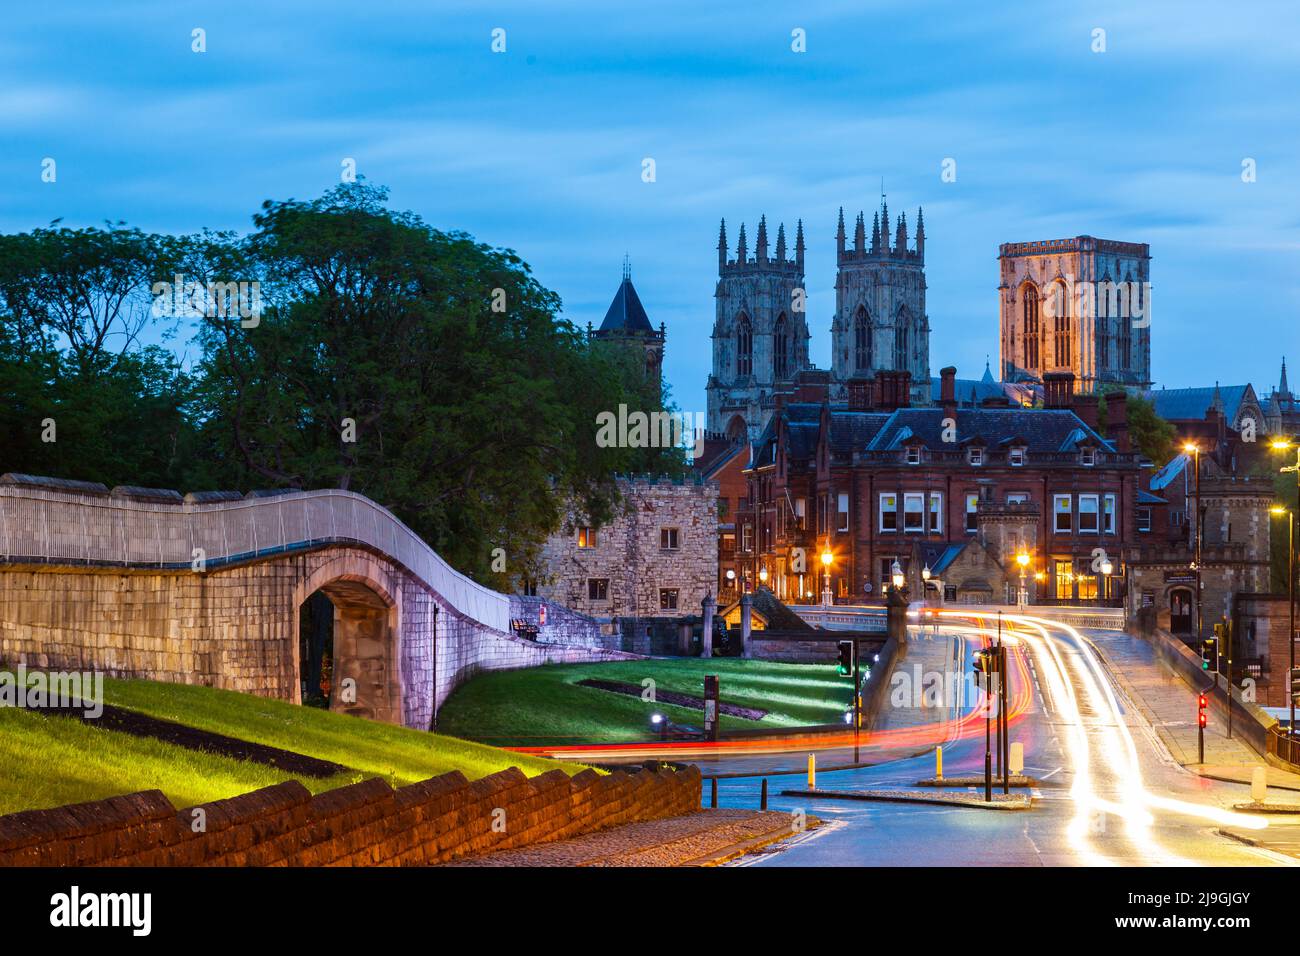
[1197, 694, 1208, 728]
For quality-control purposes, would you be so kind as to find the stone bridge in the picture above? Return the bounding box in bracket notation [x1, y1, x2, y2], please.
[0, 475, 627, 729]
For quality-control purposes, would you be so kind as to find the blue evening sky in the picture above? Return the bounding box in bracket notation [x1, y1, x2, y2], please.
[2, 1, 1298, 412]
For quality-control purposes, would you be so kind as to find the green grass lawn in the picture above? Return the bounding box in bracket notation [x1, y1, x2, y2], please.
[437, 658, 852, 746]
[0, 674, 584, 817]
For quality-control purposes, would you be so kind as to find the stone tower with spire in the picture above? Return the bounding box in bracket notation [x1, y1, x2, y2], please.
[590, 257, 666, 389]
[706, 216, 811, 441]
[829, 196, 930, 403]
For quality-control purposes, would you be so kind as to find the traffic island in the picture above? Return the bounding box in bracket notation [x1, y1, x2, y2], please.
[1229, 802, 1300, 814]
[913, 774, 1049, 788]
[780, 787, 1033, 810]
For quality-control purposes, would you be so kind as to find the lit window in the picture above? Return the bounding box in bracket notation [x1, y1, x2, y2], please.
[1054, 494, 1073, 533]
[880, 494, 898, 532]
[965, 493, 979, 533]
[577, 527, 597, 549]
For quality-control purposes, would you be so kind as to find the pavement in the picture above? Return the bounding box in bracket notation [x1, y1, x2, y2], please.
[444, 809, 814, 867]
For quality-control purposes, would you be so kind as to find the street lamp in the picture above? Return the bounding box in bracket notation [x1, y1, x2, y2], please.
[1100, 557, 1113, 603]
[758, 566, 769, 586]
[1016, 551, 1030, 608]
[1184, 442, 1203, 644]
[891, 559, 905, 593]
[820, 548, 833, 606]
[1272, 503, 1297, 738]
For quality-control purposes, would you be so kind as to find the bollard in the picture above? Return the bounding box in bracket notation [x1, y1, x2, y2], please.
[807, 753, 816, 791]
[1252, 766, 1268, 804]
[1010, 741, 1024, 777]
[710, 777, 718, 808]
[935, 745, 943, 782]
[760, 778, 768, 810]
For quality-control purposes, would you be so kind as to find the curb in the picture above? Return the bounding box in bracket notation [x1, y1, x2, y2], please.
[1193, 768, 1300, 794]
[779, 788, 1033, 811]
[680, 817, 823, 867]
[1230, 802, 1300, 814]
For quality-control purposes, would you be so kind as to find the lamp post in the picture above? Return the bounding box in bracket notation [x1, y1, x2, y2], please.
[1273, 438, 1300, 738]
[1185, 442, 1203, 644]
[1273, 502, 1297, 738]
[1016, 551, 1030, 608]
[820, 549, 833, 607]
[1100, 557, 1113, 604]
[758, 565, 769, 589]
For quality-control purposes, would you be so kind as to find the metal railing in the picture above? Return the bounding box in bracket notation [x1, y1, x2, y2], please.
[1267, 726, 1300, 770]
[0, 485, 511, 633]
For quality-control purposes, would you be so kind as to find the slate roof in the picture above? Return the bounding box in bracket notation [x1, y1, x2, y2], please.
[866, 407, 1115, 454]
[1137, 490, 1167, 505]
[828, 412, 893, 454]
[1139, 385, 1250, 423]
[597, 277, 654, 334]
[1149, 453, 1189, 491]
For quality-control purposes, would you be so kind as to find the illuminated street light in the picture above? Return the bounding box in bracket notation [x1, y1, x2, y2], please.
[758, 566, 769, 584]
[891, 559, 905, 591]
[1016, 550, 1031, 608]
[1271, 502, 1297, 739]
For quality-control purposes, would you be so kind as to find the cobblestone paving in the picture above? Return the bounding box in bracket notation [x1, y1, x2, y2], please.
[445, 809, 800, 867]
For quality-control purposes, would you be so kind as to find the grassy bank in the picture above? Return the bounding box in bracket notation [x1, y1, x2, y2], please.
[0, 674, 583, 816]
[437, 658, 850, 746]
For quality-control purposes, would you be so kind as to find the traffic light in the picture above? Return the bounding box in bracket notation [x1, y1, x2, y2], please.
[1198, 693, 1208, 729]
[837, 640, 854, 676]
[1201, 637, 1218, 673]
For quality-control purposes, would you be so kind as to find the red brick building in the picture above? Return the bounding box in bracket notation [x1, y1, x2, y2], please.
[734, 367, 1144, 606]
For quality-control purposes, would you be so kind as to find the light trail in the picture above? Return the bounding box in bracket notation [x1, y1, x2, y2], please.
[938, 610, 1268, 866]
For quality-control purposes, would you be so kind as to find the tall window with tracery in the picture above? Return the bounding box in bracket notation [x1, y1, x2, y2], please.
[854, 306, 871, 371]
[774, 313, 789, 379]
[1022, 283, 1040, 370]
[1052, 282, 1071, 367]
[736, 313, 752, 376]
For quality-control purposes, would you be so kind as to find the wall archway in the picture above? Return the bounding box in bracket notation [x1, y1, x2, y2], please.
[292, 554, 404, 725]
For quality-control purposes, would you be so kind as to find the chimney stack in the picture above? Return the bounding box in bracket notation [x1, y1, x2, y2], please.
[1043, 372, 1075, 409]
[1106, 389, 1131, 453]
[940, 366, 957, 420]
[1073, 393, 1100, 430]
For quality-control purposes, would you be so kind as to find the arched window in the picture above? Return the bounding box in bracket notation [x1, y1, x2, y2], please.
[1052, 281, 1071, 367]
[1021, 283, 1040, 371]
[853, 306, 871, 372]
[894, 306, 909, 370]
[736, 313, 753, 376]
[774, 313, 789, 379]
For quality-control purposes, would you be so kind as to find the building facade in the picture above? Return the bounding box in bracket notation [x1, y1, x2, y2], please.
[999, 236, 1152, 391]
[535, 476, 718, 621]
[734, 368, 1143, 606]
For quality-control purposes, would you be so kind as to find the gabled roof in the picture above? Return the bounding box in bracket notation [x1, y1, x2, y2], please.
[597, 277, 654, 334]
[698, 441, 746, 480]
[866, 408, 1116, 454]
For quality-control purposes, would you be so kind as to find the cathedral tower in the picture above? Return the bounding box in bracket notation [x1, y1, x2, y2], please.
[830, 197, 930, 402]
[706, 216, 811, 441]
[997, 236, 1151, 391]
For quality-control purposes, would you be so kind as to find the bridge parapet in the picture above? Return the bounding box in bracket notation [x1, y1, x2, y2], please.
[0, 478, 509, 634]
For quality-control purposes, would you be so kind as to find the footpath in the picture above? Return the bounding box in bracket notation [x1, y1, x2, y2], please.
[446, 808, 813, 867]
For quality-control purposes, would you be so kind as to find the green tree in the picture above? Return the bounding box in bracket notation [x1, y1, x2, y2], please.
[1098, 387, 1177, 465]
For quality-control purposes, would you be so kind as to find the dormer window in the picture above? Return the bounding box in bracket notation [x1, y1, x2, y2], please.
[968, 447, 984, 466]
[906, 446, 922, 465]
[1081, 447, 1096, 467]
[1009, 447, 1025, 467]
